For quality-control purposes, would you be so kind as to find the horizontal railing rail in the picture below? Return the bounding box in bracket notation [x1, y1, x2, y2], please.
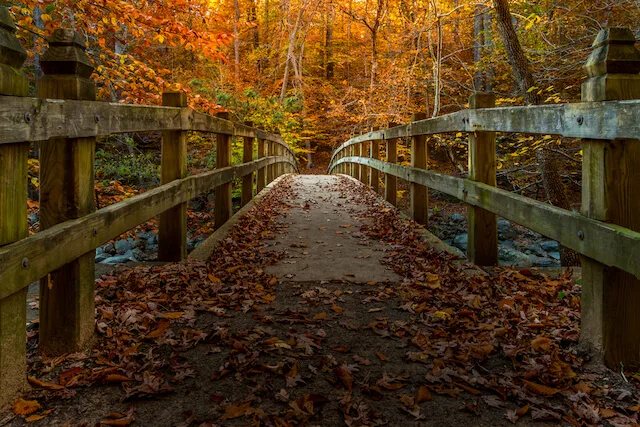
[328, 26, 640, 371]
[329, 99, 640, 167]
[0, 95, 296, 158]
[0, 155, 296, 301]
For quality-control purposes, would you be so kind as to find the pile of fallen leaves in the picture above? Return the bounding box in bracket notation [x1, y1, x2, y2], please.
[9, 174, 640, 426]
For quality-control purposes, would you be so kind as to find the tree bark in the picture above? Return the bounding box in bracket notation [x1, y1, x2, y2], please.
[493, 0, 540, 104]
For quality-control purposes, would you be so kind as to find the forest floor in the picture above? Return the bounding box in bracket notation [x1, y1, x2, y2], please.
[5, 174, 640, 426]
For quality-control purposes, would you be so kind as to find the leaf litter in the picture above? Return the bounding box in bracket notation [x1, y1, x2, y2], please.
[7, 174, 640, 426]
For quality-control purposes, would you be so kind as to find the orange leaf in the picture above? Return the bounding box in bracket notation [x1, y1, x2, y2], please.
[13, 398, 40, 415]
[312, 312, 327, 320]
[331, 304, 344, 313]
[25, 410, 53, 423]
[599, 408, 618, 419]
[28, 376, 64, 390]
[146, 319, 170, 338]
[522, 380, 561, 396]
[334, 367, 352, 390]
[417, 386, 432, 402]
[103, 374, 132, 383]
[376, 351, 389, 361]
[531, 336, 553, 352]
[161, 312, 184, 319]
[516, 404, 530, 416]
[223, 402, 251, 419]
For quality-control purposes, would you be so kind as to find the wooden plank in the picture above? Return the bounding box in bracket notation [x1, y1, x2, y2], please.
[256, 138, 266, 193]
[37, 29, 97, 355]
[467, 93, 498, 266]
[215, 112, 232, 229]
[0, 156, 290, 300]
[410, 114, 428, 225]
[579, 28, 640, 369]
[331, 156, 640, 278]
[242, 123, 255, 207]
[158, 92, 188, 262]
[0, 8, 30, 407]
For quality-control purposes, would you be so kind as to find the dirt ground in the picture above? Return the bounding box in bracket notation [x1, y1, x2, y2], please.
[4, 175, 639, 426]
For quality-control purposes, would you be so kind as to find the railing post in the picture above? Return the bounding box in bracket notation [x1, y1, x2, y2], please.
[370, 131, 380, 193]
[579, 28, 640, 368]
[0, 8, 29, 408]
[242, 123, 254, 206]
[158, 91, 188, 261]
[215, 112, 232, 228]
[467, 92, 498, 266]
[267, 141, 274, 184]
[355, 143, 362, 182]
[38, 29, 97, 355]
[385, 124, 398, 206]
[411, 113, 428, 225]
[257, 138, 266, 193]
[361, 142, 370, 185]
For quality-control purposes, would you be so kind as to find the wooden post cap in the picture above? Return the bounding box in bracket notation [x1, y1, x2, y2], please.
[162, 91, 187, 107]
[584, 28, 640, 77]
[0, 8, 27, 68]
[41, 29, 94, 77]
[216, 111, 230, 120]
[469, 92, 496, 108]
[411, 112, 427, 121]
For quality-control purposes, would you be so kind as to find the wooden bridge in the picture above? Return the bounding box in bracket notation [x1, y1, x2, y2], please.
[1, 8, 640, 424]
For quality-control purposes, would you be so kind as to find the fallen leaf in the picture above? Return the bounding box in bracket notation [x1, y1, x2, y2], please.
[146, 319, 170, 339]
[376, 351, 389, 361]
[417, 386, 432, 402]
[13, 398, 41, 415]
[522, 380, 561, 396]
[28, 376, 64, 390]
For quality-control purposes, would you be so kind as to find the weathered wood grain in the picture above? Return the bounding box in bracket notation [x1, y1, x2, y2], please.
[158, 92, 188, 262]
[215, 112, 232, 229]
[410, 114, 428, 225]
[467, 94, 498, 266]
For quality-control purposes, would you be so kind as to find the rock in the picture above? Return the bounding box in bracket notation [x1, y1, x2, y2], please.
[535, 257, 559, 267]
[95, 252, 110, 263]
[497, 219, 517, 240]
[540, 241, 559, 252]
[498, 247, 533, 268]
[524, 243, 547, 257]
[452, 234, 468, 251]
[146, 244, 159, 253]
[103, 243, 114, 254]
[451, 213, 465, 222]
[549, 251, 561, 260]
[132, 248, 145, 260]
[526, 231, 541, 239]
[101, 250, 137, 265]
[115, 239, 132, 253]
[501, 240, 516, 248]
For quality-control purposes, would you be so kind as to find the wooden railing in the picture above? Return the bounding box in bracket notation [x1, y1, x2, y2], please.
[0, 12, 298, 407]
[329, 27, 640, 371]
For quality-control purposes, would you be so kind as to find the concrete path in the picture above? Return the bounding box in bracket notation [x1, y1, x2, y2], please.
[265, 175, 401, 283]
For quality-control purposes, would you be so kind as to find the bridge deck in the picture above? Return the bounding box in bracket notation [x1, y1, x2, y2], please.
[10, 174, 636, 426]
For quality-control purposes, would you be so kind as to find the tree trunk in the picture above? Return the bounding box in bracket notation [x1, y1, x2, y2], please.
[473, 5, 484, 91]
[493, 0, 579, 266]
[325, 2, 334, 80]
[493, 0, 540, 104]
[280, 6, 304, 103]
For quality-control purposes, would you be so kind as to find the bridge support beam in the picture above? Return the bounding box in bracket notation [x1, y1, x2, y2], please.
[411, 113, 428, 225]
[215, 112, 233, 229]
[38, 29, 98, 355]
[0, 8, 29, 409]
[467, 93, 498, 266]
[580, 28, 640, 369]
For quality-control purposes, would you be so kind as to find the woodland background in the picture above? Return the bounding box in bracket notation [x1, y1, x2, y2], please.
[9, 0, 640, 256]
